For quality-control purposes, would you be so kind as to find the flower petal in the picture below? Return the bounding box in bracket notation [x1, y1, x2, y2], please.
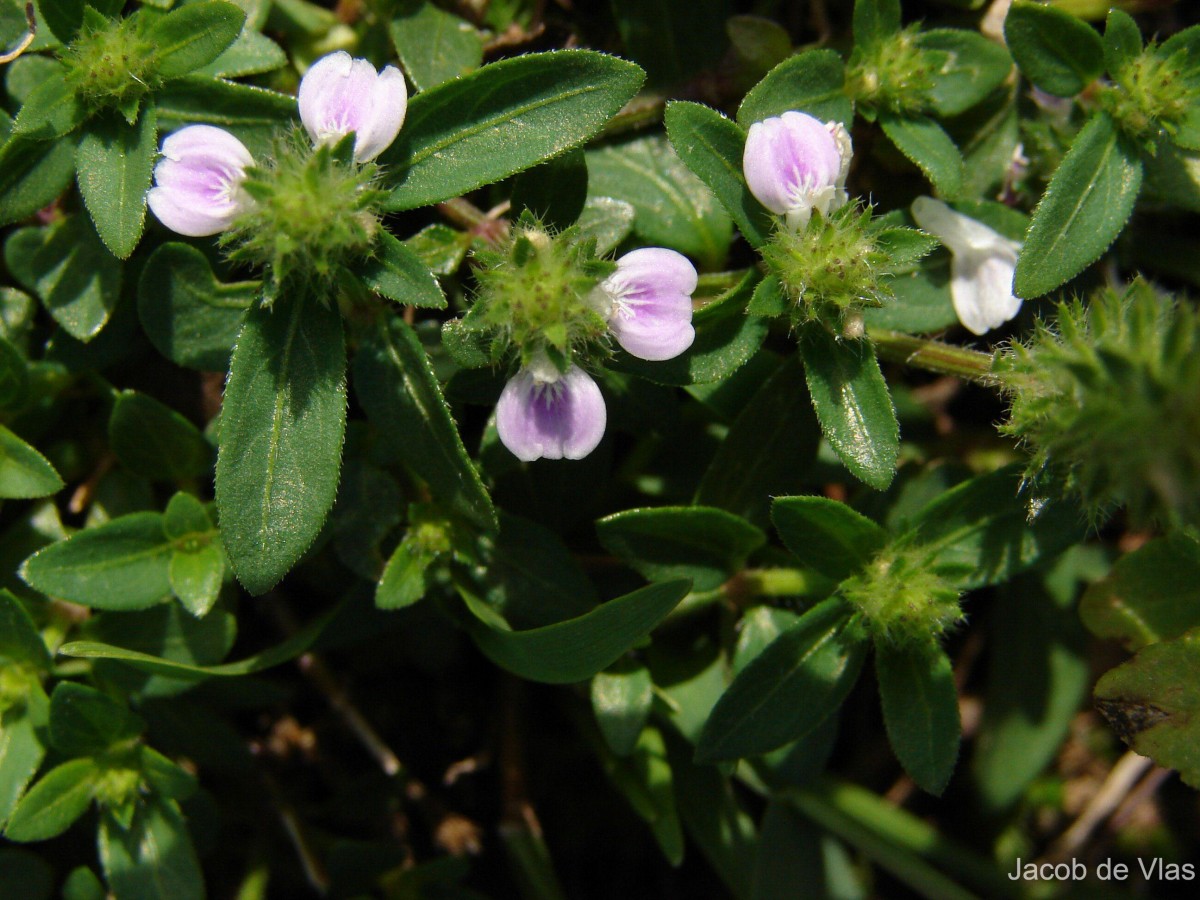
[147, 124, 253, 237]
[603, 247, 697, 361]
[496, 365, 607, 461]
[298, 51, 407, 162]
[743, 111, 845, 224]
[950, 248, 1021, 335]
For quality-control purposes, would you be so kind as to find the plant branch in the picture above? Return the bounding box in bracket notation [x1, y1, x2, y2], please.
[869, 328, 997, 382]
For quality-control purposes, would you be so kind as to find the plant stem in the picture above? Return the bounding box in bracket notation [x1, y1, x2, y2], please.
[869, 328, 996, 383]
[787, 778, 1026, 900]
[668, 567, 836, 620]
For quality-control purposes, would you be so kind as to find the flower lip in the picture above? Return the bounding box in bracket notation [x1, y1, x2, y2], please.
[495, 362, 607, 461]
[743, 110, 852, 231]
[599, 247, 698, 362]
[147, 124, 254, 237]
[298, 51, 408, 163]
[911, 196, 1023, 336]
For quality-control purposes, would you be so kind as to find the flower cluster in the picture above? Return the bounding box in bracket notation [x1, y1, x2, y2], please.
[456, 224, 697, 462]
[148, 51, 407, 255]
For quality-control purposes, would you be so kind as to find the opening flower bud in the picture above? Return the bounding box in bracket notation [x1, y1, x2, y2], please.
[743, 111, 852, 231]
[299, 51, 408, 163]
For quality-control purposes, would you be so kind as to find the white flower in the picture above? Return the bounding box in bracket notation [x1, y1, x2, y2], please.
[910, 197, 1023, 336]
[147, 125, 254, 237]
[298, 51, 408, 163]
[495, 356, 607, 462]
[592, 247, 697, 361]
[743, 111, 853, 231]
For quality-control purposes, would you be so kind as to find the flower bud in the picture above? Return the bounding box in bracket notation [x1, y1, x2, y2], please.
[743, 111, 852, 231]
[910, 197, 1022, 335]
[496, 358, 607, 461]
[593, 247, 697, 361]
[147, 125, 254, 237]
[299, 51, 408, 163]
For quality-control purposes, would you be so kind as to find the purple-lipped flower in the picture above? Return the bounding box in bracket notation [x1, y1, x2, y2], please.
[910, 197, 1022, 336]
[496, 356, 607, 462]
[147, 124, 254, 237]
[743, 111, 853, 231]
[298, 51, 408, 163]
[593, 247, 698, 361]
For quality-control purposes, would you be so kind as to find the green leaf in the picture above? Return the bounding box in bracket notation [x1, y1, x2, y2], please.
[1080, 534, 1200, 651]
[900, 464, 1083, 590]
[0, 136, 76, 227]
[4, 758, 98, 842]
[575, 196, 637, 258]
[0, 589, 50, 668]
[98, 798, 203, 900]
[359, 231, 446, 309]
[510, 149, 588, 231]
[878, 113, 964, 198]
[917, 30, 1013, 118]
[1004, 0, 1104, 97]
[403, 223, 471, 276]
[138, 748, 197, 802]
[876, 640, 960, 796]
[726, 15, 792, 79]
[109, 391, 213, 482]
[163, 493, 213, 542]
[0, 425, 63, 500]
[0, 700, 48, 831]
[20, 512, 173, 610]
[737, 50, 852, 127]
[972, 553, 1093, 811]
[746, 273, 787, 317]
[168, 546, 224, 618]
[695, 355, 820, 527]
[1094, 627, 1200, 788]
[62, 866, 105, 900]
[751, 802, 828, 900]
[389, 0, 484, 92]
[482, 512, 597, 628]
[48, 682, 143, 756]
[148, 0, 246, 79]
[58, 602, 342, 681]
[1102, 9, 1142, 75]
[591, 662, 653, 756]
[137, 242, 254, 371]
[460, 580, 690, 684]
[664, 101, 773, 249]
[216, 294, 347, 595]
[1015, 113, 1143, 298]
[355, 316, 495, 531]
[798, 325, 898, 491]
[771, 496, 887, 583]
[607, 272, 767, 386]
[76, 107, 157, 259]
[596, 506, 766, 592]
[11, 66, 84, 140]
[191, 28, 287, 79]
[30, 215, 122, 342]
[376, 536, 435, 610]
[0, 334, 30, 412]
[611, 0, 728, 88]
[155, 78, 296, 154]
[381, 50, 644, 210]
[39, 0, 86, 43]
[586, 135, 732, 269]
[853, 0, 900, 50]
[696, 597, 867, 762]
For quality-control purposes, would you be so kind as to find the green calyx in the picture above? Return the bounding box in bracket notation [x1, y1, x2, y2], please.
[1102, 47, 1200, 143]
[995, 280, 1200, 528]
[61, 14, 159, 114]
[0, 663, 40, 712]
[93, 751, 144, 809]
[842, 547, 964, 645]
[469, 214, 614, 369]
[846, 26, 939, 115]
[225, 132, 384, 294]
[760, 205, 895, 334]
